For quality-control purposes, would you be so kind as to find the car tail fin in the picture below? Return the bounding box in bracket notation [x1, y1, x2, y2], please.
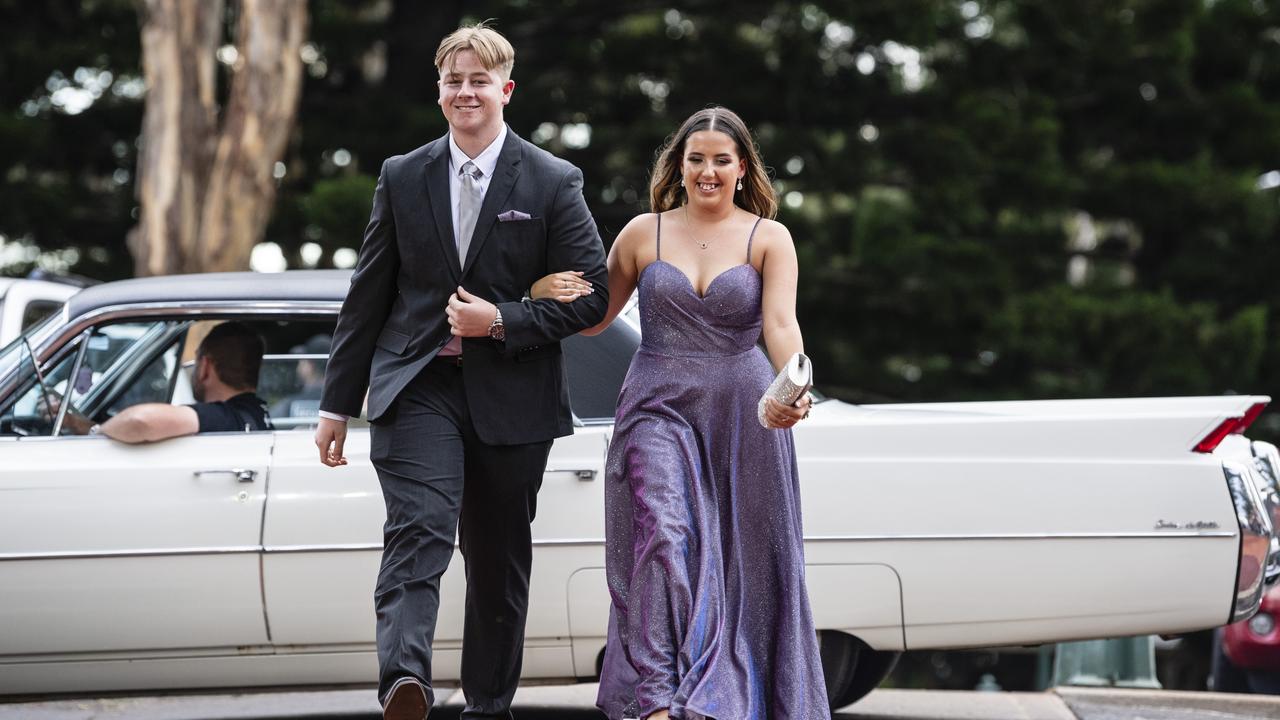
[1193, 401, 1269, 453]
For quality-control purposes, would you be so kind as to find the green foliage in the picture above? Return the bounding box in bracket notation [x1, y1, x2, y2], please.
[4, 0, 1280, 432]
[301, 174, 378, 248]
[989, 286, 1266, 398]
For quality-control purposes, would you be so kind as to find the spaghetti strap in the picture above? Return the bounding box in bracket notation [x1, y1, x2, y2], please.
[656, 212, 663, 261]
[746, 215, 763, 263]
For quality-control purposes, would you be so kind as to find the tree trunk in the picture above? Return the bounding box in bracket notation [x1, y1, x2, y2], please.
[129, 0, 308, 277]
[129, 0, 221, 277]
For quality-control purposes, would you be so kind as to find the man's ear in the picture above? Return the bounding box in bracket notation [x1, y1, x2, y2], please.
[197, 354, 218, 384]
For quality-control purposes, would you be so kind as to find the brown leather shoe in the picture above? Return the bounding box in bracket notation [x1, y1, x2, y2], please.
[383, 676, 430, 720]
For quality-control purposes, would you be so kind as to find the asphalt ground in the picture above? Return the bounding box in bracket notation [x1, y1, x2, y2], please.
[4, 684, 1280, 720]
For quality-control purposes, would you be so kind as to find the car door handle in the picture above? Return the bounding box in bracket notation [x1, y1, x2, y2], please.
[193, 469, 258, 483]
[546, 467, 597, 481]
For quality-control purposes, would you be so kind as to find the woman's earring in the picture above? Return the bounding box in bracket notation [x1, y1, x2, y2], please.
[737, 179, 743, 191]
[680, 179, 685, 187]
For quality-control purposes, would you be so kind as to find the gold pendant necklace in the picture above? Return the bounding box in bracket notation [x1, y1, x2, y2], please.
[683, 205, 726, 251]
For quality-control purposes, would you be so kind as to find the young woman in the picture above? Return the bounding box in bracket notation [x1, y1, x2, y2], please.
[535, 107, 827, 720]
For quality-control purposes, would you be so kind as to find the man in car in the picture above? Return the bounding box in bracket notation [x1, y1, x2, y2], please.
[59, 320, 272, 442]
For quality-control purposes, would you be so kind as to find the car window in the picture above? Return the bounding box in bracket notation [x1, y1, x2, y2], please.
[107, 338, 181, 413]
[0, 338, 79, 437]
[0, 320, 187, 438]
[74, 322, 186, 414]
[21, 300, 62, 331]
[563, 322, 639, 422]
[0, 311, 61, 390]
[260, 352, 330, 429]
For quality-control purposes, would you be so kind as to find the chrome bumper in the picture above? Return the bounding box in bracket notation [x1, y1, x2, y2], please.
[1225, 459, 1275, 623]
[1250, 440, 1280, 586]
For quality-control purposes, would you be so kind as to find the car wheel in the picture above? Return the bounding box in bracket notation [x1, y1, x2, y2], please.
[1245, 669, 1280, 695]
[1210, 628, 1251, 693]
[819, 631, 901, 710]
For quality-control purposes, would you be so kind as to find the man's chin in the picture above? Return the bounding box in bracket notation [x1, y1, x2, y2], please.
[449, 116, 495, 135]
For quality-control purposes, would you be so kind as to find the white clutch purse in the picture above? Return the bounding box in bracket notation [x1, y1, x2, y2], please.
[757, 352, 813, 428]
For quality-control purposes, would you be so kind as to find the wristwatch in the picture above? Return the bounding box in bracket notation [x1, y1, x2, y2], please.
[487, 307, 505, 342]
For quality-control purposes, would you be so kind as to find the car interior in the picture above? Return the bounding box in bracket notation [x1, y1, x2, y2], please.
[0, 317, 347, 437]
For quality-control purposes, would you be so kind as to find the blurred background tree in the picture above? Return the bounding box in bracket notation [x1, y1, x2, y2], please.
[1, 0, 1278, 435]
[129, 0, 307, 277]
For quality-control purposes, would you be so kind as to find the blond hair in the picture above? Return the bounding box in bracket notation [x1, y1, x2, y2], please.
[649, 107, 777, 219]
[434, 22, 515, 80]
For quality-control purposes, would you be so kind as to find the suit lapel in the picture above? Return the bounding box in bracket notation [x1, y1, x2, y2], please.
[461, 131, 522, 278]
[422, 140, 461, 282]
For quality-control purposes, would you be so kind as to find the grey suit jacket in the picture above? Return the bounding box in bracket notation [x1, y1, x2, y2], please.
[320, 128, 609, 444]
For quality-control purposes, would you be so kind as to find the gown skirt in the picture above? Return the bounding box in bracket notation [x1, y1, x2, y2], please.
[595, 225, 830, 720]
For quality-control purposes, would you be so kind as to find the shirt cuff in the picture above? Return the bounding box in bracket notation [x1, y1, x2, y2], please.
[318, 410, 349, 422]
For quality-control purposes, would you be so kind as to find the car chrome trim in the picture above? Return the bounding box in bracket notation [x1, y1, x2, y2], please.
[805, 531, 1237, 540]
[1251, 440, 1280, 585]
[37, 301, 342, 362]
[0, 300, 343, 404]
[2, 525, 1238, 563]
[264, 544, 383, 553]
[260, 539, 617, 553]
[253, 530, 1239, 555]
[0, 546, 262, 561]
[1224, 460, 1273, 623]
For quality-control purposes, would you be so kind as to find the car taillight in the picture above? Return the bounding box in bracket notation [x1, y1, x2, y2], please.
[1194, 402, 1269, 454]
[1234, 402, 1268, 434]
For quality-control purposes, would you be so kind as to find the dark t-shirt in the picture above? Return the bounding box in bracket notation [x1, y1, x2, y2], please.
[189, 392, 272, 433]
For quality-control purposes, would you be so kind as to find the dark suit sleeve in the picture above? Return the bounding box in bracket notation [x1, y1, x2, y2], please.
[497, 166, 609, 349]
[320, 160, 400, 417]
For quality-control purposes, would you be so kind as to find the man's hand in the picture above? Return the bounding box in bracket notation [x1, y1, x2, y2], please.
[531, 271, 592, 303]
[446, 286, 497, 337]
[316, 416, 349, 467]
[37, 393, 94, 435]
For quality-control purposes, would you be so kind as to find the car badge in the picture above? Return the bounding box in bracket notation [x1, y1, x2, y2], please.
[1155, 519, 1220, 530]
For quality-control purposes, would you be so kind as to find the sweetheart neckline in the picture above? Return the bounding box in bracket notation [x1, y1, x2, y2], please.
[640, 259, 760, 300]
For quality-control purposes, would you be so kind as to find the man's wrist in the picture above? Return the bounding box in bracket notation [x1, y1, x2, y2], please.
[487, 307, 506, 342]
[318, 410, 349, 422]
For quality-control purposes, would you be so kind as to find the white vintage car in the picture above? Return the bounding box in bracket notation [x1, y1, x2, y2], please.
[0, 270, 1275, 707]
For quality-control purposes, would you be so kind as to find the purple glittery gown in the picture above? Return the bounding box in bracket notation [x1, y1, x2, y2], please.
[596, 215, 830, 720]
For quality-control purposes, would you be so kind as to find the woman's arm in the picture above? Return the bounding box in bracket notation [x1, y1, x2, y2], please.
[528, 214, 649, 336]
[580, 216, 644, 336]
[758, 221, 803, 371]
[757, 221, 812, 430]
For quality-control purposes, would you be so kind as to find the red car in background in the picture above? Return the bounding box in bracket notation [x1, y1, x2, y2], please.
[1215, 585, 1280, 694]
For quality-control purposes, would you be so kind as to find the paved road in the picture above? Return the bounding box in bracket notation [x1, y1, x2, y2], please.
[5, 684, 1280, 720]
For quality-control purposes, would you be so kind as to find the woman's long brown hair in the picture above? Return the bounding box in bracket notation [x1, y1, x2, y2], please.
[649, 106, 777, 219]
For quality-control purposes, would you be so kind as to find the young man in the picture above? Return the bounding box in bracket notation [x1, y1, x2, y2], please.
[314, 23, 608, 720]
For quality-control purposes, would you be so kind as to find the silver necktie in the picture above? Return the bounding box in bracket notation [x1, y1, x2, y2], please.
[457, 161, 483, 268]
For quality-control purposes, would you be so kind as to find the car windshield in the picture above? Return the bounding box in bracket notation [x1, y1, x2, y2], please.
[0, 311, 63, 390]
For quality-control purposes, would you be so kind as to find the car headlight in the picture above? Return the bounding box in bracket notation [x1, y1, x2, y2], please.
[1249, 612, 1275, 637]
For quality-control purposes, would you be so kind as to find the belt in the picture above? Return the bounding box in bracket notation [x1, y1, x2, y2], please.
[431, 354, 463, 367]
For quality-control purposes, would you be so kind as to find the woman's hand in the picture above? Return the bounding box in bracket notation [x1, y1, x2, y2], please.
[531, 271, 592, 303]
[762, 392, 813, 430]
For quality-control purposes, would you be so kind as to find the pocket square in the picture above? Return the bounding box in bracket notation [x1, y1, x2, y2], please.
[497, 209, 532, 222]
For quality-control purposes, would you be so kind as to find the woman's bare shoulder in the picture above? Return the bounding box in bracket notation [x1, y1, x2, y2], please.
[614, 212, 663, 248]
[751, 216, 795, 256]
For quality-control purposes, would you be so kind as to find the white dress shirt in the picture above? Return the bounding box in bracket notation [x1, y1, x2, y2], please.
[447, 125, 507, 250]
[438, 125, 507, 357]
[318, 127, 509, 423]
